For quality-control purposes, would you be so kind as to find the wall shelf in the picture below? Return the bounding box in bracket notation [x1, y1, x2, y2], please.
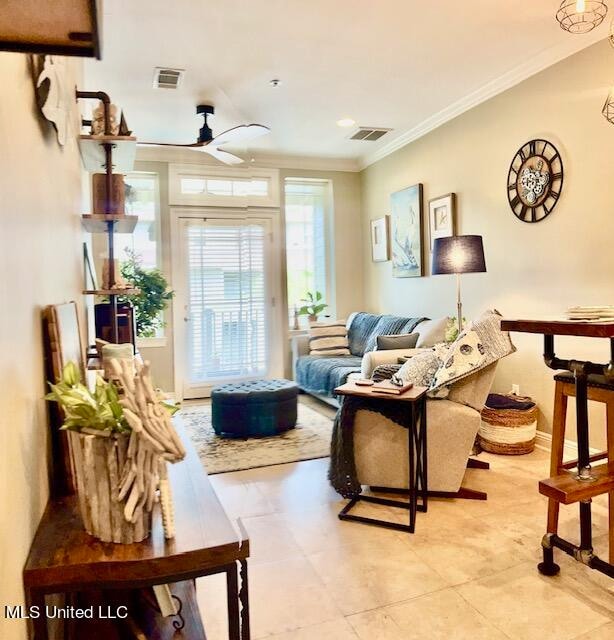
[78, 135, 137, 173]
[81, 214, 139, 234]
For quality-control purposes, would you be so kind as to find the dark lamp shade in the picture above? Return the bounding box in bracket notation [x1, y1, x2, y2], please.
[431, 235, 486, 275]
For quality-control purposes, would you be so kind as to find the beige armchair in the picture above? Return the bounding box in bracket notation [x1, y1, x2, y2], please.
[353, 362, 497, 495]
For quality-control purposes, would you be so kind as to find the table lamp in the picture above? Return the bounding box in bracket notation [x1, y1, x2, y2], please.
[431, 235, 486, 332]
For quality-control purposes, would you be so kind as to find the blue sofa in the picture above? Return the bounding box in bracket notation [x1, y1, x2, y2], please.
[291, 312, 439, 403]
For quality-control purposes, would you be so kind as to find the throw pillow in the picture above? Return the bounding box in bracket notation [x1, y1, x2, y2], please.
[376, 332, 419, 351]
[415, 317, 449, 348]
[308, 321, 350, 356]
[432, 309, 516, 391]
[393, 346, 446, 388]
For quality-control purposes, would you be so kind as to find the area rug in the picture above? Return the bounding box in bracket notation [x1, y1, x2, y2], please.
[181, 402, 334, 474]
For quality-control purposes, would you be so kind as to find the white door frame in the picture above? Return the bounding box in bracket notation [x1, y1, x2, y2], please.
[170, 206, 284, 400]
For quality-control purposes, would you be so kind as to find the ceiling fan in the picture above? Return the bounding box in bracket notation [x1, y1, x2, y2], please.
[139, 104, 270, 164]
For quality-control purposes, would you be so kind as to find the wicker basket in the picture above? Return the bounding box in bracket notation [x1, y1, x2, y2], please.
[479, 394, 538, 455]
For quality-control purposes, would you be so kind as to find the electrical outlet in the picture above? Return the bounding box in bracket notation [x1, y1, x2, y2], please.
[511, 384, 520, 395]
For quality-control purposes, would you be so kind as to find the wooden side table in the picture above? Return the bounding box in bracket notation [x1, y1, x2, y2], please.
[333, 382, 428, 533]
[23, 418, 251, 639]
[502, 318, 614, 580]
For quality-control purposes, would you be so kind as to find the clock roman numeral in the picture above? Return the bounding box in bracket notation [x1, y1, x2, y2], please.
[529, 140, 536, 156]
[551, 172, 563, 181]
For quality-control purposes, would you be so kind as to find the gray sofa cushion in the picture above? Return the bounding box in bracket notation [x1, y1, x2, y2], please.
[295, 355, 363, 397]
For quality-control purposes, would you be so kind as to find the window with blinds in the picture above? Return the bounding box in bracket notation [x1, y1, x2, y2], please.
[285, 180, 330, 326]
[185, 221, 268, 384]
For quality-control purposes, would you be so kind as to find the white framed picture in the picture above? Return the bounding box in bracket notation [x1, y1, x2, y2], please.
[429, 193, 456, 250]
[370, 216, 390, 262]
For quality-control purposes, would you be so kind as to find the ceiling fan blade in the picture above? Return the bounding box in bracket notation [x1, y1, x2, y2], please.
[138, 141, 205, 148]
[209, 124, 270, 148]
[199, 146, 245, 165]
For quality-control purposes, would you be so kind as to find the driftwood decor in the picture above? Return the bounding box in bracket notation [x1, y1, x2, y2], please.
[47, 359, 185, 543]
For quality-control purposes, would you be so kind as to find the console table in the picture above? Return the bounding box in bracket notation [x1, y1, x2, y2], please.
[23, 417, 250, 639]
[502, 318, 614, 579]
[333, 381, 428, 533]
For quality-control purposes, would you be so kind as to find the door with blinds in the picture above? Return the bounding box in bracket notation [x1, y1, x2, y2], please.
[179, 218, 271, 398]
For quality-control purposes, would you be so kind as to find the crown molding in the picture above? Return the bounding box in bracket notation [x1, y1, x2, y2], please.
[359, 34, 607, 170]
[136, 145, 361, 172]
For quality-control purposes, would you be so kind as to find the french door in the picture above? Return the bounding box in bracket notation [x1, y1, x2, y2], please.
[177, 216, 274, 398]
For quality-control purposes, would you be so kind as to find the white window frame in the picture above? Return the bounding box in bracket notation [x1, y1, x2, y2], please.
[123, 171, 167, 348]
[169, 164, 280, 208]
[170, 206, 284, 400]
[284, 177, 336, 325]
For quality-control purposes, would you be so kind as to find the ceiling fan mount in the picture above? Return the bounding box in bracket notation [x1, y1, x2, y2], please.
[196, 104, 214, 143]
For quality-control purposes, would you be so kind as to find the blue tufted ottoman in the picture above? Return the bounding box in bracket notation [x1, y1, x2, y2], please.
[211, 379, 299, 438]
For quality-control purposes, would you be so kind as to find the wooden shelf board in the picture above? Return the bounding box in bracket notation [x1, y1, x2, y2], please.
[78, 135, 137, 173]
[82, 288, 140, 296]
[81, 214, 139, 234]
[539, 463, 614, 504]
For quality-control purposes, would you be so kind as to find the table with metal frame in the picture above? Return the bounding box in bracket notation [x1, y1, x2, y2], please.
[334, 382, 428, 534]
[502, 318, 614, 580]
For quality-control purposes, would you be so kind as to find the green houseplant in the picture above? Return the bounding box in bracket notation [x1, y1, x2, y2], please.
[119, 249, 174, 338]
[297, 291, 328, 323]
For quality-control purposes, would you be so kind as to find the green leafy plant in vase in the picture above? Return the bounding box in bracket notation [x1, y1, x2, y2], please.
[119, 249, 174, 338]
[297, 291, 328, 324]
[45, 361, 183, 543]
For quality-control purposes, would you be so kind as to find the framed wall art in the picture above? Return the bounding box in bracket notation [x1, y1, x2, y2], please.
[370, 216, 390, 262]
[428, 193, 456, 250]
[390, 183, 423, 277]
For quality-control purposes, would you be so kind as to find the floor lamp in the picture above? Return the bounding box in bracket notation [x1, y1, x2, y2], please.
[431, 235, 486, 332]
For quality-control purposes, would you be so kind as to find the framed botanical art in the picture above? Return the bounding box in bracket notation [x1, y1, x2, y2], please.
[390, 184, 423, 277]
[370, 216, 390, 262]
[428, 193, 456, 250]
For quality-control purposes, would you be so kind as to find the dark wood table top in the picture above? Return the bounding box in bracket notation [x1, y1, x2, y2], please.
[23, 416, 248, 591]
[335, 381, 427, 402]
[502, 318, 614, 338]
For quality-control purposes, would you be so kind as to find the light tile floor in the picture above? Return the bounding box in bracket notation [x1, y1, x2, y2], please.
[195, 397, 614, 639]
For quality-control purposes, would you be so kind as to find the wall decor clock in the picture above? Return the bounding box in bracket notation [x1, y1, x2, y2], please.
[507, 139, 563, 223]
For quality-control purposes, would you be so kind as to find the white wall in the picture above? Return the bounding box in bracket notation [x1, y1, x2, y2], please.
[361, 40, 614, 449]
[0, 54, 84, 640]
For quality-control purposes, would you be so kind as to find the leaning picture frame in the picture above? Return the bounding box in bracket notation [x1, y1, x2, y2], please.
[370, 216, 390, 262]
[428, 193, 456, 250]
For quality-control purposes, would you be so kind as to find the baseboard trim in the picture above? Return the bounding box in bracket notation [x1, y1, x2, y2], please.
[534, 430, 600, 458]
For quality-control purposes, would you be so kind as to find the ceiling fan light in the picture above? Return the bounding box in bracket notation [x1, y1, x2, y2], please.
[556, 0, 608, 34]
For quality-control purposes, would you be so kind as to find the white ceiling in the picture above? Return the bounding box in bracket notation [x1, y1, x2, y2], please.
[85, 1, 608, 169]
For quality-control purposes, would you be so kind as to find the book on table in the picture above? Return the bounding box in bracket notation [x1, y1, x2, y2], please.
[371, 380, 414, 395]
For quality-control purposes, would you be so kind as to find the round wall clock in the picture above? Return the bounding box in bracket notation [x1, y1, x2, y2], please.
[506, 139, 563, 223]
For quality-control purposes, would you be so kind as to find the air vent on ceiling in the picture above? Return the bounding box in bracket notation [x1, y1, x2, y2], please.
[349, 127, 392, 141]
[153, 67, 185, 89]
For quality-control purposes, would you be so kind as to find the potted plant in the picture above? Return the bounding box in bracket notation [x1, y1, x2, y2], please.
[119, 249, 174, 338]
[297, 291, 328, 324]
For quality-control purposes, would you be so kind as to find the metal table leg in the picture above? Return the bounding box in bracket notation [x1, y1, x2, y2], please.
[337, 396, 427, 533]
[239, 560, 250, 640]
[226, 563, 241, 640]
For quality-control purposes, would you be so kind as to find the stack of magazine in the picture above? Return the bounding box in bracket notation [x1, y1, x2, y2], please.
[566, 306, 614, 322]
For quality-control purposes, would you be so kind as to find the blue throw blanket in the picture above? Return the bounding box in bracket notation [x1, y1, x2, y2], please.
[295, 355, 363, 396]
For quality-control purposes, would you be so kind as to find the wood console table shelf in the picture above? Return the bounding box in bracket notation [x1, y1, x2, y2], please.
[23, 418, 251, 639]
[502, 318, 614, 580]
